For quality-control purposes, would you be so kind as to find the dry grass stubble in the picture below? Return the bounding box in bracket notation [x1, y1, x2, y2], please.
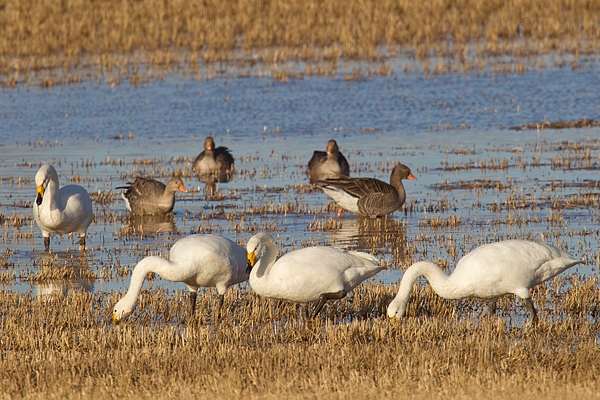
[0, 277, 598, 399]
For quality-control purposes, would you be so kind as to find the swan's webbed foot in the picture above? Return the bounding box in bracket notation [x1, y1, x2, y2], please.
[311, 289, 347, 318]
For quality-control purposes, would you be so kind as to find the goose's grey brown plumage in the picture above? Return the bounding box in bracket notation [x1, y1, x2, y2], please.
[33, 163, 93, 252]
[306, 139, 350, 182]
[117, 177, 188, 216]
[317, 163, 417, 218]
[193, 136, 234, 182]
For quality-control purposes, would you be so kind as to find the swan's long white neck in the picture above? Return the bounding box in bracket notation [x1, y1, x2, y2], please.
[251, 239, 279, 281]
[118, 256, 188, 310]
[388, 261, 459, 317]
[44, 174, 60, 210]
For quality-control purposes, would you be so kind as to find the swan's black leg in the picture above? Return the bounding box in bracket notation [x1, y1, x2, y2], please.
[298, 304, 309, 319]
[523, 298, 538, 324]
[214, 294, 224, 323]
[189, 291, 198, 317]
[44, 237, 50, 252]
[79, 235, 86, 250]
[311, 290, 347, 318]
[487, 300, 497, 317]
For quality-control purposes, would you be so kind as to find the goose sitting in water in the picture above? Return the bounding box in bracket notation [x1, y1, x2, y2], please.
[112, 234, 248, 322]
[246, 232, 385, 318]
[33, 163, 93, 252]
[387, 240, 583, 323]
[192, 136, 235, 182]
[316, 163, 417, 218]
[117, 176, 188, 215]
[306, 139, 350, 183]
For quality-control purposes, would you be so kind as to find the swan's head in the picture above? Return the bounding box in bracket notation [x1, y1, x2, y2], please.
[246, 232, 275, 273]
[112, 298, 134, 323]
[34, 164, 57, 205]
[386, 297, 406, 321]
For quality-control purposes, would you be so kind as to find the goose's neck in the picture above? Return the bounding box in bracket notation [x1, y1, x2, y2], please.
[390, 174, 406, 194]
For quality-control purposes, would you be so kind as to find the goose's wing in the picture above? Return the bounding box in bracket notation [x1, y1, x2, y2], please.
[214, 147, 234, 166]
[337, 153, 350, 176]
[307, 151, 327, 173]
[320, 177, 395, 200]
[129, 178, 166, 198]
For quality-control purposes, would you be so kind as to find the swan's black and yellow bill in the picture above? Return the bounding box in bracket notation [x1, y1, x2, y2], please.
[246, 252, 256, 274]
[36, 184, 45, 205]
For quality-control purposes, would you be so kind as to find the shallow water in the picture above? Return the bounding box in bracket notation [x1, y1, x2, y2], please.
[1, 66, 599, 297]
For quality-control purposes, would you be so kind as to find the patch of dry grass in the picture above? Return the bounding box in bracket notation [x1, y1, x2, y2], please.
[1, 0, 600, 86]
[0, 277, 598, 399]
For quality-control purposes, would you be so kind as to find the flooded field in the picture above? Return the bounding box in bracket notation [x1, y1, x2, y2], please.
[1, 59, 600, 399]
[1, 65, 599, 297]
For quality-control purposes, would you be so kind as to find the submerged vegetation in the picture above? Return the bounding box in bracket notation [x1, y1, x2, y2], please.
[1, 0, 600, 86]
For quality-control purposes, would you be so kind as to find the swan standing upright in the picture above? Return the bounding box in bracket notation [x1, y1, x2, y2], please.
[112, 234, 248, 322]
[33, 163, 93, 252]
[246, 232, 385, 318]
[387, 240, 583, 322]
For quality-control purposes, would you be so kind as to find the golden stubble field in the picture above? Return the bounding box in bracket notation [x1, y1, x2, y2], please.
[1, 0, 600, 86]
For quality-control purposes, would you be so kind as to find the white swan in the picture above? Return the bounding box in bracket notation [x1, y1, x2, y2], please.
[32, 163, 93, 252]
[387, 240, 583, 322]
[246, 232, 385, 318]
[112, 234, 248, 322]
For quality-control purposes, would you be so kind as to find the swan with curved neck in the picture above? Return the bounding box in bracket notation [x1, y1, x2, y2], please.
[246, 232, 385, 318]
[112, 234, 248, 322]
[33, 163, 93, 252]
[387, 239, 583, 322]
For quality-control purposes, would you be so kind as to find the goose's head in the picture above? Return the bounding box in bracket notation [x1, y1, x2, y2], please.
[204, 136, 215, 151]
[167, 177, 189, 194]
[245, 232, 274, 273]
[325, 139, 339, 155]
[34, 164, 57, 205]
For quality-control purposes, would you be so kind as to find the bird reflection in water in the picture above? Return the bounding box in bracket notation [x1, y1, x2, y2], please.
[33, 252, 94, 298]
[328, 215, 408, 255]
[119, 214, 178, 236]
